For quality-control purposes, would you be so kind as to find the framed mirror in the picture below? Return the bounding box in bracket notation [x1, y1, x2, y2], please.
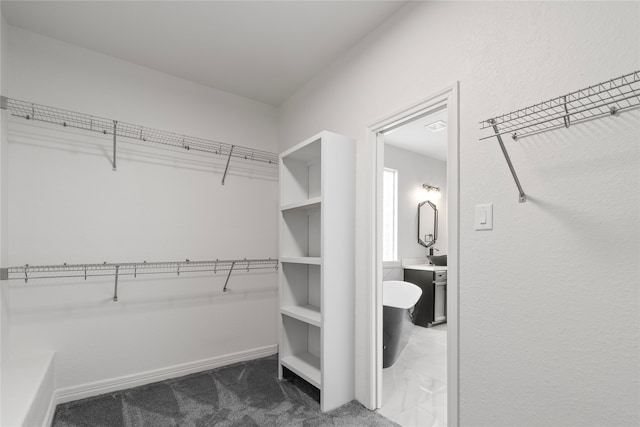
[417, 200, 437, 249]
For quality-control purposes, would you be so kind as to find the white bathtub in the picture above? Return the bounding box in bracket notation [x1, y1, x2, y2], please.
[382, 281, 422, 368]
[383, 280, 422, 308]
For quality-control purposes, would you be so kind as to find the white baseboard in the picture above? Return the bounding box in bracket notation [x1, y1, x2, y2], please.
[43, 345, 277, 427]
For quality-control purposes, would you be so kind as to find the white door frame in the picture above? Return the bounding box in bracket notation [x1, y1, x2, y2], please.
[363, 83, 459, 426]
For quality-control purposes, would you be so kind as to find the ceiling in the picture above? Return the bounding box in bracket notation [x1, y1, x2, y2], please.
[384, 107, 448, 161]
[1, 0, 407, 106]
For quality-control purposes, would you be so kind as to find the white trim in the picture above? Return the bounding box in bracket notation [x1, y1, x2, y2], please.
[446, 83, 460, 427]
[42, 344, 278, 427]
[374, 131, 385, 408]
[42, 394, 57, 427]
[363, 83, 459, 427]
[354, 131, 383, 409]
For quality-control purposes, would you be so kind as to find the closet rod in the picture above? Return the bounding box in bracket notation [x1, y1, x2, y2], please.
[0, 258, 279, 301]
[0, 96, 279, 174]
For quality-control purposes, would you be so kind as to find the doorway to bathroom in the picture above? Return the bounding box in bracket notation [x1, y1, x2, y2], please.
[366, 84, 459, 427]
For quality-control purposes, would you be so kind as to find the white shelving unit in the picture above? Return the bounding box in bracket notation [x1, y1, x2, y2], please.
[278, 131, 355, 412]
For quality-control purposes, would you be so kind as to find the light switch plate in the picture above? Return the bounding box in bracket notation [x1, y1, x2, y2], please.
[475, 203, 493, 230]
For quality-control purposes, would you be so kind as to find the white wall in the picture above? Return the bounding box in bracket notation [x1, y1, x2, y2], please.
[0, 7, 10, 414]
[385, 144, 447, 257]
[4, 26, 280, 391]
[279, 2, 640, 426]
[383, 145, 447, 281]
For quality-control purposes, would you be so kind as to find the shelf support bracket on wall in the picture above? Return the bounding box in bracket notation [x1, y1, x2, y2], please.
[562, 96, 571, 128]
[223, 261, 235, 292]
[112, 121, 118, 171]
[221, 145, 234, 185]
[113, 265, 120, 302]
[488, 119, 527, 203]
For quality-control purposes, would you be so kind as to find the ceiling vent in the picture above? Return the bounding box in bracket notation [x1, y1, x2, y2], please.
[424, 120, 447, 132]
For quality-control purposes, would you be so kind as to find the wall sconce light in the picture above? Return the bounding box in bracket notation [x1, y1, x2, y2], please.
[418, 184, 441, 202]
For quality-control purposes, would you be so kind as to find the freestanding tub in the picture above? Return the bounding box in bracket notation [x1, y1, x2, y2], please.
[383, 280, 423, 368]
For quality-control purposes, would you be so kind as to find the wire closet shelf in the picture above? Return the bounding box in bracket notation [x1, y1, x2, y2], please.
[480, 70, 640, 140]
[1, 258, 279, 301]
[0, 96, 279, 183]
[479, 70, 640, 203]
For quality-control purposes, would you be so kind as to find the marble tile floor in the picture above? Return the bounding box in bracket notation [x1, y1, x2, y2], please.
[378, 323, 447, 427]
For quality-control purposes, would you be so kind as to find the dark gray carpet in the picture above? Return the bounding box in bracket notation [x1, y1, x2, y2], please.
[52, 354, 399, 426]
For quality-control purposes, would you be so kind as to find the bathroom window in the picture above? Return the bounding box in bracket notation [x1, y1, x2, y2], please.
[383, 168, 398, 262]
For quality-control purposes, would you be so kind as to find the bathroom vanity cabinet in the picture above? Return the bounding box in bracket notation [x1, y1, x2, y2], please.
[278, 131, 355, 412]
[404, 267, 447, 327]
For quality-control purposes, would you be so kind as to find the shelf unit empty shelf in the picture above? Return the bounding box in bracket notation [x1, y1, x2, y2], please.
[280, 197, 322, 212]
[280, 353, 321, 388]
[280, 257, 321, 265]
[281, 305, 321, 327]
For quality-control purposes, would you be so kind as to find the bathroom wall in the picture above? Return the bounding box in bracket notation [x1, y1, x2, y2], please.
[383, 144, 447, 281]
[4, 26, 280, 392]
[279, 2, 639, 425]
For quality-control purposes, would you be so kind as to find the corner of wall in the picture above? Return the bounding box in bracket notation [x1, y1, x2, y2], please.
[0, 8, 10, 418]
[0, 10, 8, 94]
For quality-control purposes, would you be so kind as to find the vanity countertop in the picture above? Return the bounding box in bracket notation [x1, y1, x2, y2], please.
[403, 264, 447, 271]
[401, 258, 447, 272]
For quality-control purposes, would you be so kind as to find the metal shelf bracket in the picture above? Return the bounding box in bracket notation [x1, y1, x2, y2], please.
[562, 96, 570, 128]
[113, 265, 119, 302]
[488, 119, 527, 203]
[112, 121, 118, 171]
[223, 261, 236, 292]
[222, 145, 234, 185]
